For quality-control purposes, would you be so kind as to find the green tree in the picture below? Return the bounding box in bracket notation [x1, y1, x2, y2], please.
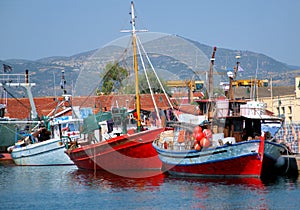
[120, 70, 170, 95]
[100, 61, 128, 95]
[98, 63, 170, 96]
[139, 71, 170, 95]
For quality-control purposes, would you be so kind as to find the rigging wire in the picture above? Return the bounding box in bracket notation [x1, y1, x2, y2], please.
[136, 36, 161, 126]
[136, 36, 179, 120]
[1, 86, 31, 111]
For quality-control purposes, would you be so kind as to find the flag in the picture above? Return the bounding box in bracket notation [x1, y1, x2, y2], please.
[3, 64, 12, 73]
[238, 66, 244, 72]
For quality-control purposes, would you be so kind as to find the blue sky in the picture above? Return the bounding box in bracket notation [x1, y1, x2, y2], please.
[1, 0, 300, 66]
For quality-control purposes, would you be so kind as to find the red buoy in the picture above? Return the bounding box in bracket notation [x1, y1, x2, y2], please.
[200, 137, 211, 148]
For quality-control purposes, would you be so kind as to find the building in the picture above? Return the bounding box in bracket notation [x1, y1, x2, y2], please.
[234, 77, 300, 123]
[224, 77, 300, 153]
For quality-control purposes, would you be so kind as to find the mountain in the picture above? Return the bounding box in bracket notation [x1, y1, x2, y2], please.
[186, 38, 299, 86]
[1, 34, 299, 98]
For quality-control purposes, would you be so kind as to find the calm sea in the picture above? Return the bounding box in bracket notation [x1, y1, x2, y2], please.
[1, 165, 300, 210]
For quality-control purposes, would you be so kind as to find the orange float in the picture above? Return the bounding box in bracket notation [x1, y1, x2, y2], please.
[193, 126, 202, 138]
[195, 132, 204, 141]
[203, 129, 212, 139]
[200, 137, 211, 148]
[194, 143, 201, 150]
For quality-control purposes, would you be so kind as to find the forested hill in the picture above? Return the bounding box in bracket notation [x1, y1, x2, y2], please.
[1, 35, 299, 98]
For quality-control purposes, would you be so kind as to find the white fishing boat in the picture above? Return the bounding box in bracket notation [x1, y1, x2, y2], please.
[8, 70, 83, 166]
[8, 114, 82, 166]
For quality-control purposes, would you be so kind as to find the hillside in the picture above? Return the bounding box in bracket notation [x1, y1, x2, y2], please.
[0, 33, 299, 98]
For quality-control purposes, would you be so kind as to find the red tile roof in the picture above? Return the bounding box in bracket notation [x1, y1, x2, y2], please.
[5, 94, 173, 119]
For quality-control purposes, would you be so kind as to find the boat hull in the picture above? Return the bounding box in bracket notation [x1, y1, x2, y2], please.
[153, 140, 286, 178]
[10, 139, 73, 166]
[0, 153, 14, 165]
[67, 128, 164, 171]
[261, 141, 287, 176]
[162, 155, 263, 177]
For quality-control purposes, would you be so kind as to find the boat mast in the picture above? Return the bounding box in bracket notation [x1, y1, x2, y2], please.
[24, 70, 38, 120]
[130, 2, 142, 132]
[121, 1, 147, 132]
[208, 46, 217, 100]
[229, 55, 240, 100]
[207, 46, 217, 120]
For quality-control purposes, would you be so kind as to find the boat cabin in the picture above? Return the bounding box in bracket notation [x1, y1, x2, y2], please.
[195, 99, 282, 143]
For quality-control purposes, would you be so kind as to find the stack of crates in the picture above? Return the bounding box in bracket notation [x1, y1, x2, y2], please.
[274, 123, 300, 153]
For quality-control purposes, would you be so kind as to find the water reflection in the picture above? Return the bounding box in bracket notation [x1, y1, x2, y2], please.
[68, 169, 166, 191]
[1, 165, 300, 209]
[164, 176, 269, 209]
[66, 167, 300, 193]
[167, 175, 266, 186]
[261, 173, 300, 189]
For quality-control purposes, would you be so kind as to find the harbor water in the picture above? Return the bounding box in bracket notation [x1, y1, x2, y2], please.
[1, 165, 300, 209]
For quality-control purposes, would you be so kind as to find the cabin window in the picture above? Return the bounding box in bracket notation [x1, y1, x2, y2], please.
[195, 83, 203, 90]
[233, 120, 243, 132]
[68, 123, 77, 131]
[281, 107, 285, 114]
[288, 106, 292, 114]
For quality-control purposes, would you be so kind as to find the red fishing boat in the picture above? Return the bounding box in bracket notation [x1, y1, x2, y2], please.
[66, 127, 164, 171]
[152, 48, 288, 178]
[65, 1, 167, 173]
[153, 117, 285, 178]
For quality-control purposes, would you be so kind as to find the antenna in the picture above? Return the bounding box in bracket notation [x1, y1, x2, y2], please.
[120, 1, 148, 34]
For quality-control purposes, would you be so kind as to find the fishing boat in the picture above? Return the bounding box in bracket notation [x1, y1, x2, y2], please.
[7, 69, 84, 166]
[8, 94, 83, 166]
[153, 107, 286, 178]
[0, 69, 40, 164]
[152, 49, 288, 178]
[65, 2, 167, 172]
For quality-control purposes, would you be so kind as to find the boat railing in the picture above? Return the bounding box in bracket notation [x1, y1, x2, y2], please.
[166, 121, 196, 133]
[0, 73, 34, 85]
[215, 106, 265, 118]
[215, 107, 240, 117]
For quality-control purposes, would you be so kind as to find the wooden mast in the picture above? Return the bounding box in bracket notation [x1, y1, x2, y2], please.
[122, 1, 147, 132]
[208, 46, 217, 100]
[129, 1, 142, 132]
[120, 2, 152, 131]
[207, 46, 217, 120]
